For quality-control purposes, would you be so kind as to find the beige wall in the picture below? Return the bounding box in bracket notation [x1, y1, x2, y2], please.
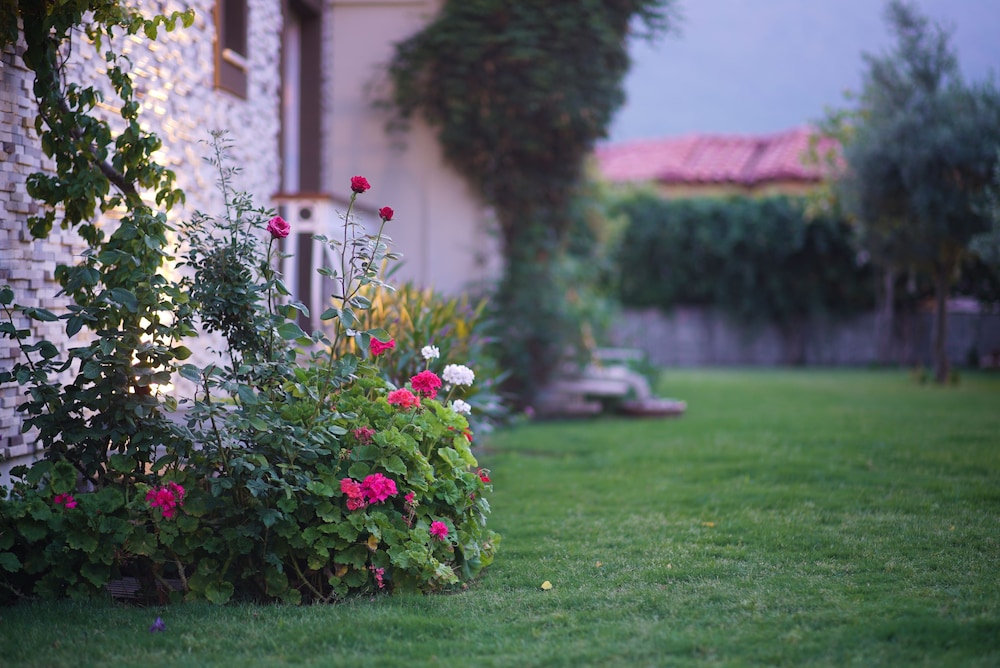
[327, 0, 501, 293]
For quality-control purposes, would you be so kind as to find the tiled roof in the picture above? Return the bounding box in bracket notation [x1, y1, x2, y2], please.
[595, 127, 836, 186]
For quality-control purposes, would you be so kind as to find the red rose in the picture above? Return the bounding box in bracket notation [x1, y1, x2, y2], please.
[378, 206, 393, 221]
[266, 215, 290, 239]
[350, 175, 371, 193]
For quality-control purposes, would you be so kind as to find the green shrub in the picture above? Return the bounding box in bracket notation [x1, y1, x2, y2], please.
[610, 193, 874, 322]
[0, 137, 500, 604]
[337, 282, 509, 432]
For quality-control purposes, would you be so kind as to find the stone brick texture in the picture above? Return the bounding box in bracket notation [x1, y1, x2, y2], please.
[1, 0, 283, 473]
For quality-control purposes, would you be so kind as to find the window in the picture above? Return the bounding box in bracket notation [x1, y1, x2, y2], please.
[215, 0, 248, 98]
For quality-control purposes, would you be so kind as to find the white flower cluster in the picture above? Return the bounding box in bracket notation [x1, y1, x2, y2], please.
[442, 363, 475, 387]
[421, 345, 440, 361]
[450, 399, 472, 415]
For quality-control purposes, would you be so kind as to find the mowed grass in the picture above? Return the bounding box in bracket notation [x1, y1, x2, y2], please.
[1, 369, 998, 667]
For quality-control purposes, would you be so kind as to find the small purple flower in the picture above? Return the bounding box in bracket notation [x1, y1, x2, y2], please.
[149, 616, 166, 633]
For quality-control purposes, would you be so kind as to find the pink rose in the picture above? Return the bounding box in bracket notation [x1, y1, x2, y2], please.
[266, 215, 290, 239]
[378, 206, 393, 221]
[350, 176, 371, 194]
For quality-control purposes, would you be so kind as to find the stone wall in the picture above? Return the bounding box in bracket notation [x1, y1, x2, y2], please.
[611, 305, 1000, 369]
[0, 0, 284, 478]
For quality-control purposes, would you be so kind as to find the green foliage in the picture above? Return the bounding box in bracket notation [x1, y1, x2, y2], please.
[0, 1, 196, 488]
[825, 0, 1000, 381]
[610, 192, 873, 323]
[339, 282, 509, 431]
[386, 0, 677, 401]
[1, 137, 500, 603]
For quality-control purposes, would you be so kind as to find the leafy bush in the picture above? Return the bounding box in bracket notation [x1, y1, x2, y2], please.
[610, 192, 874, 323]
[338, 282, 509, 432]
[0, 137, 499, 604]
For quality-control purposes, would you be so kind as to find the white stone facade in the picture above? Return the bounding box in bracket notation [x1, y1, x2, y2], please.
[0, 0, 284, 478]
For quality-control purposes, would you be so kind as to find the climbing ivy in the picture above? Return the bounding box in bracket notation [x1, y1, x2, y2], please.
[387, 0, 677, 400]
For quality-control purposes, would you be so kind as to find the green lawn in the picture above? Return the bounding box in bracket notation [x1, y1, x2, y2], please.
[2, 369, 998, 667]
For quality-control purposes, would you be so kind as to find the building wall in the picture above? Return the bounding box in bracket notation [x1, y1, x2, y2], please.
[656, 179, 820, 200]
[0, 0, 284, 479]
[327, 0, 501, 293]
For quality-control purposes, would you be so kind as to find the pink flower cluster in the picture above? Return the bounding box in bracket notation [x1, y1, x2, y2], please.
[54, 493, 77, 509]
[352, 426, 376, 444]
[369, 564, 386, 589]
[410, 370, 442, 399]
[146, 482, 185, 519]
[387, 388, 420, 410]
[369, 337, 395, 357]
[430, 521, 449, 542]
[341, 473, 398, 511]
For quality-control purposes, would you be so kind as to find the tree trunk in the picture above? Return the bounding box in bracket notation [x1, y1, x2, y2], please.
[932, 265, 950, 384]
[875, 265, 895, 364]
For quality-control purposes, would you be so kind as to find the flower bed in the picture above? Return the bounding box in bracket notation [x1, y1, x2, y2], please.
[0, 141, 499, 603]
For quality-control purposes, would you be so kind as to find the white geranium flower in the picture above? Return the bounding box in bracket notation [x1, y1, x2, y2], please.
[442, 363, 475, 387]
[451, 399, 472, 415]
[421, 345, 440, 361]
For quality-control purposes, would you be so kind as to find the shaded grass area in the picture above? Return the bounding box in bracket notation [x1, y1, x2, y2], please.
[2, 370, 998, 667]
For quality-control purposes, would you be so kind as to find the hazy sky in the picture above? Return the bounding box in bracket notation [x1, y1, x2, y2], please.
[607, 0, 1000, 143]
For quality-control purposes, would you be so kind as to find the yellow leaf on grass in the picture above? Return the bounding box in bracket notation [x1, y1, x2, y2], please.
[701, 521, 716, 527]
[540, 580, 553, 590]
[595, 561, 603, 568]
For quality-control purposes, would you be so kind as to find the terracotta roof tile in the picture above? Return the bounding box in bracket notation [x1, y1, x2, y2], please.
[596, 127, 835, 186]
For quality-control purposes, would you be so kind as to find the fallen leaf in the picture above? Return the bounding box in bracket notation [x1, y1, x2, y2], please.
[701, 521, 716, 527]
[540, 580, 553, 590]
[595, 561, 603, 568]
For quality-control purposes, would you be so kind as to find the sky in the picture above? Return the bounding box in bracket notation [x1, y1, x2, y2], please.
[606, 0, 1000, 144]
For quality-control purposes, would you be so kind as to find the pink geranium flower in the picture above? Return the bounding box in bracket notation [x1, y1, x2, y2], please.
[369, 337, 395, 356]
[146, 483, 185, 519]
[410, 370, 442, 399]
[350, 175, 371, 193]
[266, 215, 290, 239]
[387, 388, 420, 410]
[352, 426, 376, 444]
[360, 473, 397, 504]
[54, 492, 77, 509]
[429, 521, 449, 542]
[341, 477, 366, 511]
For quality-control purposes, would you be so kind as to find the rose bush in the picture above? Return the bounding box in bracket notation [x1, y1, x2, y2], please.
[0, 137, 499, 603]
